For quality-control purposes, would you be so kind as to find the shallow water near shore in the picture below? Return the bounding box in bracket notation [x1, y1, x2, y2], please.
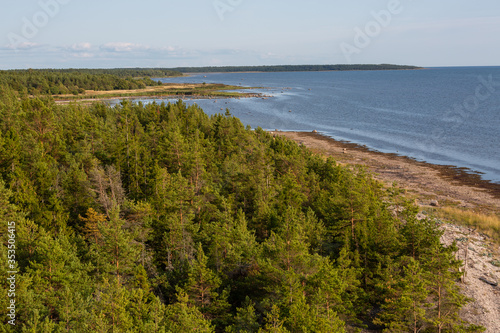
[119, 67, 500, 183]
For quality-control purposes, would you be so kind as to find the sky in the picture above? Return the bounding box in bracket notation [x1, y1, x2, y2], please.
[1, 0, 499, 69]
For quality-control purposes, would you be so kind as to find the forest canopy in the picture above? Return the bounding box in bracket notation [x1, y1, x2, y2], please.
[0, 76, 482, 332]
[0, 68, 182, 96]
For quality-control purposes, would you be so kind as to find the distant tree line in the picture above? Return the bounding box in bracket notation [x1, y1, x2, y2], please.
[71, 68, 182, 78]
[0, 68, 182, 96]
[169, 64, 422, 73]
[4, 68, 183, 78]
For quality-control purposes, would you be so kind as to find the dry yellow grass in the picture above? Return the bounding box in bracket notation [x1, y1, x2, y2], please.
[436, 206, 500, 240]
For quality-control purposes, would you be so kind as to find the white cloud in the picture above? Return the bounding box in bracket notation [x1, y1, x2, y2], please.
[72, 52, 94, 58]
[5, 42, 41, 50]
[157, 45, 176, 52]
[100, 42, 148, 52]
[71, 42, 92, 51]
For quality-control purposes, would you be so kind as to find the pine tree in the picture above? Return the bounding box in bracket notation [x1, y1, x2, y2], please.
[202, 197, 259, 275]
[26, 230, 92, 326]
[151, 167, 197, 270]
[164, 290, 215, 333]
[79, 207, 107, 244]
[258, 305, 289, 333]
[424, 241, 474, 332]
[55, 285, 93, 332]
[91, 277, 134, 332]
[22, 309, 58, 333]
[225, 297, 260, 333]
[400, 205, 441, 261]
[90, 206, 140, 282]
[308, 256, 356, 326]
[182, 243, 230, 324]
[374, 257, 429, 333]
[259, 209, 320, 308]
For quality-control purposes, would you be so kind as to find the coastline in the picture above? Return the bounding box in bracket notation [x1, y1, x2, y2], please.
[272, 132, 500, 332]
[54, 93, 264, 105]
[52, 83, 265, 104]
[181, 68, 425, 76]
[274, 131, 500, 214]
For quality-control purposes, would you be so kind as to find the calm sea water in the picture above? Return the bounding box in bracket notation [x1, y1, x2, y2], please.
[115, 67, 500, 183]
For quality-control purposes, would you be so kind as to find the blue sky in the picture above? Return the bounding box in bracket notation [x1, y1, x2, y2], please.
[1, 0, 499, 69]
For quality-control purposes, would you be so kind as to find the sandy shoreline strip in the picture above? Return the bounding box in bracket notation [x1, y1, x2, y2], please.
[274, 131, 500, 214]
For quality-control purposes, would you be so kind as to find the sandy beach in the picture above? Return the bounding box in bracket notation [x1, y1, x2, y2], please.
[274, 131, 500, 214]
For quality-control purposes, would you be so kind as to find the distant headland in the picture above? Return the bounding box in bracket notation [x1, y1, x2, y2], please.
[170, 64, 422, 73]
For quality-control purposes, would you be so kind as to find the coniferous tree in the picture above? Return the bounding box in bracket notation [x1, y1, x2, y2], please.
[258, 305, 289, 333]
[374, 258, 429, 332]
[424, 241, 470, 332]
[91, 277, 134, 332]
[226, 297, 260, 333]
[164, 290, 215, 333]
[88, 206, 140, 283]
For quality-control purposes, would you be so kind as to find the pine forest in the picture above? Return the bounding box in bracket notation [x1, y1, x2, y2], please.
[0, 77, 484, 332]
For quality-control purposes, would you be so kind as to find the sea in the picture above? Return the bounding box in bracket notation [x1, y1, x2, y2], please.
[109, 67, 500, 184]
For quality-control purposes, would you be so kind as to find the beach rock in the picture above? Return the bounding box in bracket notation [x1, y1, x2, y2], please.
[312, 130, 317, 133]
[430, 200, 439, 207]
[416, 213, 427, 220]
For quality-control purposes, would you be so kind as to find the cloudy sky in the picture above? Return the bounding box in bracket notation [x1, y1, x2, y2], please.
[1, 0, 499, 69]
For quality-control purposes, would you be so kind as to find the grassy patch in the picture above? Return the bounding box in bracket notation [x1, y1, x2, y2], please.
[434, 206, 500, 241]
[53, 83, 260, 102]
